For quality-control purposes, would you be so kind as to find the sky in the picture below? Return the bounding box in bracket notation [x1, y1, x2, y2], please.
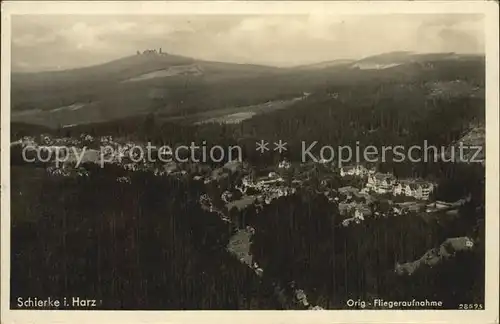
[11, 14, 485, 72]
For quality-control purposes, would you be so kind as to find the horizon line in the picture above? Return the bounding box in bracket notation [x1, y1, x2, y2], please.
[11, 49, 485, 74]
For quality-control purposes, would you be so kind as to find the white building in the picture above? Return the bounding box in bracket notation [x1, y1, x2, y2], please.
[340, 165, 371, 177]
[393, 180, 435, 200]
[366, 172, 396, 193]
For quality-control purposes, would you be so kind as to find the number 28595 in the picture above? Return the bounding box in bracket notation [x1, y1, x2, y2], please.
[459, 304, 484, 310]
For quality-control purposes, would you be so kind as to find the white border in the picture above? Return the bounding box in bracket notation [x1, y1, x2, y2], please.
[1, 2, 499, 324]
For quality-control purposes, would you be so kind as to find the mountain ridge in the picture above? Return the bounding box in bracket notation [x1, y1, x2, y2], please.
[10, 51, 485, 128]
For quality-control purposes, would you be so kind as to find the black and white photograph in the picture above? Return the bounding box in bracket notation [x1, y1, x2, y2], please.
[1, 2, 499, 323]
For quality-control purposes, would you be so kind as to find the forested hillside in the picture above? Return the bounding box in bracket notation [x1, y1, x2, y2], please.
[11, 165, 280, 309]
[10, 51, 486, 310]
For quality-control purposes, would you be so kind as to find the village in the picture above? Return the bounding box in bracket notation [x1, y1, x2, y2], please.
[201, 159, 469, 229]
[336, 163, 471, 224]
[12, 132, 470, 228]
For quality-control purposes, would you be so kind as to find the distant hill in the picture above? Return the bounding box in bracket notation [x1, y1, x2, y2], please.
[11, 51, 484, 128]
[351, 51, 482, 70]
[12, 53, 279, 85]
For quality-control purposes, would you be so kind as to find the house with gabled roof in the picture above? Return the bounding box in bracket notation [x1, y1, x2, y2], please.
[393, 179, 435, 200]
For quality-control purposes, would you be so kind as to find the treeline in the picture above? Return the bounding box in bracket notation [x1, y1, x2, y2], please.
[10, 165, 280, 310]
[237, 92, 483, 164]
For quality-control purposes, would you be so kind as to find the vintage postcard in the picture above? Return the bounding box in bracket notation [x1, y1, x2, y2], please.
[1, 1, 499, 324]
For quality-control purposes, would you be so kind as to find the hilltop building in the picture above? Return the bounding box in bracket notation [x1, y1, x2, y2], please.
[137, 48, 167, 55]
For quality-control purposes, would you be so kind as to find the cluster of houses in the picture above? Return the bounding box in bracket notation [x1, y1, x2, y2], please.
[340, 165, 436, 200]
[339, 164, 374, 177]
[337, 191, 373, 227]
[46, 165, 89, 177]
[205, 171, 300, 215]
[116, 176, 131, 184]
[12, 133, 192, 182]
[391, 179, 435, 200]
[12, 134, 82, 149]
[238, 173, 296, 203]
